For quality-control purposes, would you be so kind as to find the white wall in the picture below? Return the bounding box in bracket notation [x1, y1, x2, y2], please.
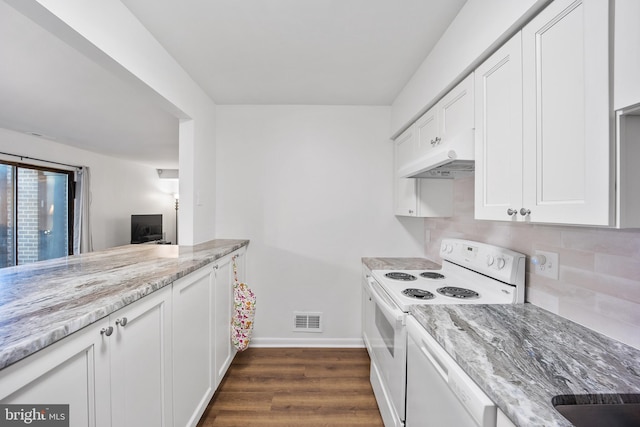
[7, 0, 217, 245]
[390, 0, 549, 137]
[0, 127, 177, 250]
[216, 105, 424, 345]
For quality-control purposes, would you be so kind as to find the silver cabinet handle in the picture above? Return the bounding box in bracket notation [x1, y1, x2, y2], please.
[100, 326, 114, 336]
[520, 208, 531, 216]
[507, 208, 518, 216]
[116, 317, 128, 327]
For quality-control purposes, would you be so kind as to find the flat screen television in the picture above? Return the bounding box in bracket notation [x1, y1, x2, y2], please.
[131, 214, 163, 244]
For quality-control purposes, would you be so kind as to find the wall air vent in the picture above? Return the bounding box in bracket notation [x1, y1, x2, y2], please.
[293, 312, 323, 332]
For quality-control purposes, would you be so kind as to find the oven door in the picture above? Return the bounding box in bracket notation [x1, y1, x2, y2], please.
[364, 276, 407, 427]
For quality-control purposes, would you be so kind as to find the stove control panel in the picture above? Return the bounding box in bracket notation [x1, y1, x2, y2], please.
[439, 239, 526, 286]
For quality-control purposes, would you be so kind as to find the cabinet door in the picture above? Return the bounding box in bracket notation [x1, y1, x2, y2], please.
[438, 74, 474, 157]
[475, 32, 523, 221]
[394, 124, 416, 174]
[214, 255, 238, 387]
[110, 287, 173, 427]
[394, 177, 418, 216]
[394, 126, 418, 216]
[0, 320, 111, 427]
[415, 105, 439, 159]
[522, 0, 612, 225]
[172, 265, 214, 427]
[614, 0, 640, 110]
[361, 276, 375, 354]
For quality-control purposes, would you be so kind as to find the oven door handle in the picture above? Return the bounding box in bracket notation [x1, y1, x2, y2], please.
[367, 277, 405, 326]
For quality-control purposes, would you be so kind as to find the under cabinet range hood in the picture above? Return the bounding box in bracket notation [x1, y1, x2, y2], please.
[398, 128, 475, 179]
[404, 155, 474, 179]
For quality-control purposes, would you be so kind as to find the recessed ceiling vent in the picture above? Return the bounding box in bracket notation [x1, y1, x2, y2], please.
[293, 312, 322, 333]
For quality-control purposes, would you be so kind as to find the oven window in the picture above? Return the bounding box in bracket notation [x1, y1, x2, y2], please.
[375, 305, 395, 357]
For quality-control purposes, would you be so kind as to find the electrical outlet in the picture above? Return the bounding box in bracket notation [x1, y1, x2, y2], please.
[532, 250, 559, 280]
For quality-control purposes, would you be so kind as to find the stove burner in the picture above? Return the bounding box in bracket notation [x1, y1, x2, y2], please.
[437, 286, 479, 299]
[420, 271, 445, 280]
[385, 272, 417, 281]
[402, 288, 435, 300]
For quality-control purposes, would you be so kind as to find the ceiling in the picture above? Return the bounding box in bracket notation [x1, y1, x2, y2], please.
[120, 0, 467, 105]
[0, 0, 467, 168]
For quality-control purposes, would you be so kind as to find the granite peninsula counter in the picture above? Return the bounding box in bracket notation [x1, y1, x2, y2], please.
[411, 304, 640, 427]
[0, 239, 249, 370]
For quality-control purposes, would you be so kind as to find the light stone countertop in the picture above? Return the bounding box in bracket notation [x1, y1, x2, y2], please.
[362, 257, 441, 271]
[410, 304, 640, 427]
[0, 239, 249, 370]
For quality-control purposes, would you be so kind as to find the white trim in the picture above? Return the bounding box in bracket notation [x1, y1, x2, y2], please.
[249, 337, 365, 348]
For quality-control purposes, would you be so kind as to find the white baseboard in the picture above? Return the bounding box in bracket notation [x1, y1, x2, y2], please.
[249, 337, 365, 348]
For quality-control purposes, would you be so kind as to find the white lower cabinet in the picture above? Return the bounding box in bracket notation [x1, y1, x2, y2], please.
[110, 286, 173, 427]
[172, 247, 246, 426]
[172, 265, 215, 427]
[0, 247, 247, 427]
[0, 319, 111, 427]
[0, 286, 172, 427]
[214, 251, 245, 387]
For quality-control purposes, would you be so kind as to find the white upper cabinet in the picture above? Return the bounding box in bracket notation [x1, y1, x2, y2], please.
[475, 0, 613, 226]
[414, 104, 439, 161]
[394, 126, 453, 218]
[397, 75, 474, 179]
[521, 0, 611, 225]
[438, 75, 475, 153]
[395, 124, 418, 187]
[475, 32, 523, 221]
[614, 0, 640, 111]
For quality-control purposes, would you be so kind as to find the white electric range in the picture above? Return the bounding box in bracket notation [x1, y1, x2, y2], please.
[371, 238, 526, 312]
[362, 238, 526, 427]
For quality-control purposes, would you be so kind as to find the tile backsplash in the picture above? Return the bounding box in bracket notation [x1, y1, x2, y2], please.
[424, 177, 640, 349]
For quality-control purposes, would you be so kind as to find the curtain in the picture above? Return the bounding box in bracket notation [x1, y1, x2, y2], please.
[73, 167, 93, 254]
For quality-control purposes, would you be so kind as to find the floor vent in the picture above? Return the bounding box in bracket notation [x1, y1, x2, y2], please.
[293, 312, 323, 332]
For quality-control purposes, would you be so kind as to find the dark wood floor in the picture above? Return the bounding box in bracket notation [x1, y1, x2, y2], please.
[197, 347, 384, 427]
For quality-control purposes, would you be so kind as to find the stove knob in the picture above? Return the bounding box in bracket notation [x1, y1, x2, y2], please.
[496, 257, 506, 269]
[444, 244, 453, 254]
[486, 255, 495, 266]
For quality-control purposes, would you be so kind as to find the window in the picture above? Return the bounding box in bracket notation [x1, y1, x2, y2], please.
[0, 161, 74, 268]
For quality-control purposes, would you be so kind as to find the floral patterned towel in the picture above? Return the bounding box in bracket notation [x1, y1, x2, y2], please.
[231, 256, 256, 351]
